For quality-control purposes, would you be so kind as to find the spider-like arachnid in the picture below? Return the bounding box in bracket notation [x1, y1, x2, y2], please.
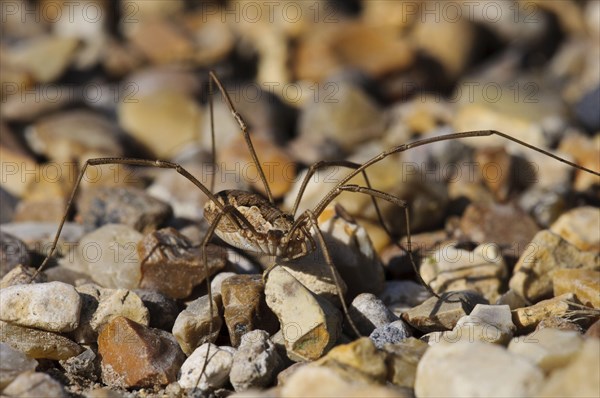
[32, 71, 600, 388]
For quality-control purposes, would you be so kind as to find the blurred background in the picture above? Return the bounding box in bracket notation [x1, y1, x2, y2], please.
[1, 0, 599, 266]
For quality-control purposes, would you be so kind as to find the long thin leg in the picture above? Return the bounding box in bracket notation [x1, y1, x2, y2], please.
[208, 73, 216, 194]
[29, 157, 256, 281]
[208, 71, 274, 204]
[300, 209, 363, 338]
[334, 184, 440, 298]
[312, 130, 600, 217]
[195, 204, 238, 390]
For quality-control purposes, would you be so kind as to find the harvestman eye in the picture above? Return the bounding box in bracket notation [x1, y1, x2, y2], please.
[31, 71, 600, 391]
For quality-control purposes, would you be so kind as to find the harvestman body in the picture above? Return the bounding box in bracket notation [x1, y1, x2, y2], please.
[31, 71, 600, 389]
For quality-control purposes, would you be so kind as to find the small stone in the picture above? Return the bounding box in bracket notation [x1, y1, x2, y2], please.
[315, 337, 388, 385]
[536, 317, 583, 333]
[98, 316, 185, 388]
[128, 18, 194, 64]
[379, 280, 432, 315]
[474, 146, 512, 201]
[0, 343, 38, 389]
[416, 342, 544, 397]
[449, 304, 516, 345]
[496, 289, 530, 310]
[77, 187, 172, 234]
[78, 224, 144, 289]
[210, 272, 236, 296]
[1, 222, 84, 257]
[24, 110, 122, 162]
[0, 231, 31, 277]
[230, 330, 283, 391]
[348, 293, 398, 335]
[0, 321, 83, 360]
[369, 320, 412, 349]
[134, 289, 180, 331]
[509, 328, 583, 372]
[3, 371, 68, 398]
[509, 230, 599, 303]
[512, 293, 586, 332]
[383, 338, 429, 389]
[137, 228, 226, 299]
[44, 266, 93, 286]
[558, 133, 600, 191]
[0, 264, 47, 288]
[4, 35, 78, 83]
[536, 338, 600, 397]
[178, 343, 233, 391]
[222, 275, 278, 347]
[401, 291, 489, 333]
[265, 267, 341, 361]
[553, 269, 600, 308]
[0, 281, 81, 332]
[172, 294, 223, 355]
[550, 206, 600, 251]
[519, 187, 568, 228]
[280, 365, 406, 398]
[60, 348, 100, 384]
[421, 243, 508, 302]
[118, 90, 202, 159]
[460, 202, 540, 259]
[0, 187, 18, 223]
[89, 287, 150, 333]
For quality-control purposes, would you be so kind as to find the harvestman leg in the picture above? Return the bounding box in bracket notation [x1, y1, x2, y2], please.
[30, 158, 258, 280]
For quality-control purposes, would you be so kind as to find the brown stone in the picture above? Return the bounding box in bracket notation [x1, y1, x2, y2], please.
[315, 337, 388, 385]
[553, 269, 600, 308]
[0, 321, 83, 360]
[559, 133, 600, 192]
[128, 19, 194, 64]
[550, 206, 600, 252]
[138, 228, 226, 299]
[460, 201, 539, 259]
[222, 274, 278, 347]
[401, 291, 488, 333]
[509, 230, 599, 302]
[172, 295, 223, 355]
[384, 338, 429, 388]
[512, 293, 587, 332]
[474, 146, 512, 202]
[97, 316, 185, 388]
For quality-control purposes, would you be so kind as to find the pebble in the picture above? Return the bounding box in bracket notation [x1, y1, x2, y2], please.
[460, 202, 540, 259]
[0, 187, 18, 223]
[24, 110, 122, 162]
[558, 133, 600, 191]
[265, 267, 341, 361]
[118, 90, 202, 159]
[222, 275, 279, 347]
[172, 294, 223, 355]
[13, 169, 69, 223]
[77, 224, 144, 290]
[0, 343, 38, 389]
[77, 187, 172, 234]
[508, 328, 583, 372]
[0, 321, 83, 360]
[518, 187, 567, 228]
[128, 18, 194, 64]
[449, 304, 516, 345]
[549, 206, 600, 251]
[230, 330, 283, 391]
[98, 316, 185, 388]
[0, 123, 38, 197]
[280, 365, 407, 398]
[509, 230, 599, 302]
[177, 343, 233, 391]
[137, 227, 226, 299]
[5, 35, 78, 83]
[44, 265, 92, 286]
[0, 264, 46, 288]
[87, 286, 149, 335]
[536, 316, 583, 333]
[348, 293, 398, 335]
[474, 146, 512, 201]
[60, 348, 100, 384]
[420, 243, 508, 302]
[401, 291, 488, 333]
[379, 280, 432, 315]
[537, 338, 600, 397]
[416, 342, 544, 397]
[134, 289, 180, 331]
[586, 319, 600, 338]
[383, 338, 429, 389]
[496, 289, 530, 310]
[1, 222, 84, 255]
[369, 320, 412, 349]
[210, 272, 236, 296]
[553, 269, 600, 308]
[0, 231, 31, 277]
[294, 81, 385, 161]
[3, 371, 68, 398]
[512, 293, 586, 332]
[0, 281, 81, 332]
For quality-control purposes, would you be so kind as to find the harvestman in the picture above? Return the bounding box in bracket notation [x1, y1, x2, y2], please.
[31, 71, 600, 387]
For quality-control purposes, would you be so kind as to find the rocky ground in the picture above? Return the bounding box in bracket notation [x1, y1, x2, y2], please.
[1, 1, 600, 397]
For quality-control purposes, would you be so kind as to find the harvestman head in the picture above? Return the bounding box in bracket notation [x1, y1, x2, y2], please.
[32, 71, 600, 391]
